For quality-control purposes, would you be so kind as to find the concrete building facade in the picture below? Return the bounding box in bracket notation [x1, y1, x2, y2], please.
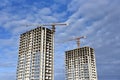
[65, 47, 98, 80]
[16, 27, 54, 80]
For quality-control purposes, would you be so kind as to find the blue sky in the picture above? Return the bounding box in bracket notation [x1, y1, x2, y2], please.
[0, 0, 120, 80]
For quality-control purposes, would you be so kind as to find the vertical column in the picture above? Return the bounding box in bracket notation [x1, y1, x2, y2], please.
[51, 31, 54, 80]
[40, 27, 44, 80]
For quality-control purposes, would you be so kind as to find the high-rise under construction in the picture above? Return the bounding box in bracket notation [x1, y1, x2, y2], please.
[65, 47, 98, 80]
[16, 27, 54, 80]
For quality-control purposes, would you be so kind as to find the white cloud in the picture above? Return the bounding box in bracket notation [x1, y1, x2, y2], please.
[38, 7, 52, 15]
[0, 37, 18, 48]
[0, 5, 60, 34]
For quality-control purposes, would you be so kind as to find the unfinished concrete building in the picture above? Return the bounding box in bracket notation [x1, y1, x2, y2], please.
[65, 47, 98, 80]
[16, 27, 54, 80]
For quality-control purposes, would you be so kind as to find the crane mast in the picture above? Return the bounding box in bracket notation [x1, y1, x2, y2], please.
[75, 36, 86, 48]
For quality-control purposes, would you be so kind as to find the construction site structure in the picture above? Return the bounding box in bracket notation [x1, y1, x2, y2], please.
[16, 23, 68, 80]
[17, 27, 54, 80]
[64, 36, 98, 80]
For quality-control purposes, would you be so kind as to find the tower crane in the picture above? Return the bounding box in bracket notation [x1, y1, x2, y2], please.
[25, 23, 68, 34]
[62, 36, 86, 48]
